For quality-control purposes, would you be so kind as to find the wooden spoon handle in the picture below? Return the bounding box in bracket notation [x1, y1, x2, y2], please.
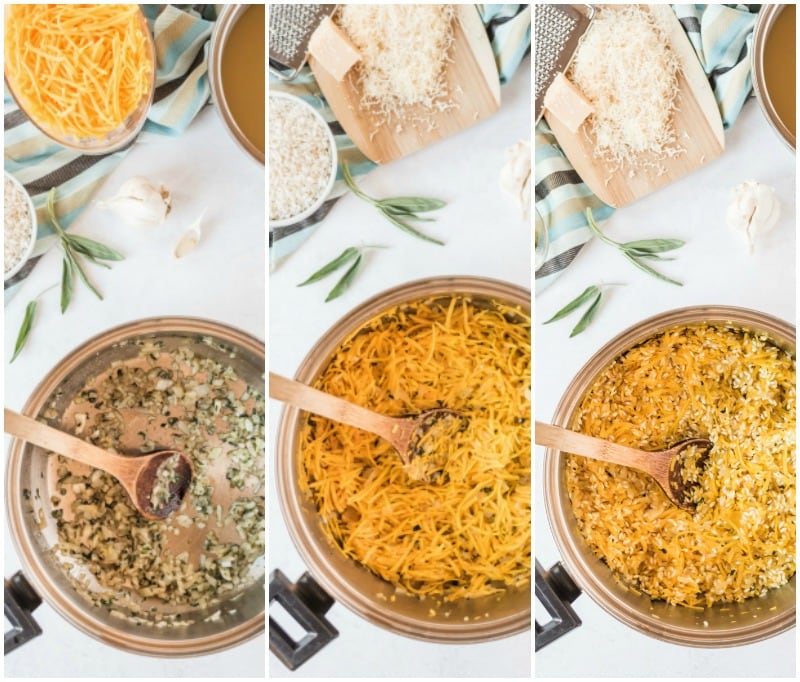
[535, 421, 655, 472]
[4, 408, 120, 472]
[269, 373, 398, 439]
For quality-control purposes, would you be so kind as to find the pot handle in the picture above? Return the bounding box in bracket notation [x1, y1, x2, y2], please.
[535, 560, 582, 651]
[4, 572, 43, 655]
[269, 569, 338, 670]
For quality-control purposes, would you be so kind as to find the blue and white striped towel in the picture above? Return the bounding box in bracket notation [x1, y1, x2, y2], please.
[535, 3, 758, 294]
[269, 4, 532, 271]
[4, 4, 217, 304]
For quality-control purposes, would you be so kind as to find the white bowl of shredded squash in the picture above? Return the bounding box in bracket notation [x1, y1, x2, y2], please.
[275, 277, 532, 645]
[543, 306, 796, 647]
[4, 4, 156, 154]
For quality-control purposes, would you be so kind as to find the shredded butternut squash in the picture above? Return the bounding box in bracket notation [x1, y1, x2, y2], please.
[567, 324, 795, 607]
[5, 4, 152, 139]
[300, 295, 531, 602]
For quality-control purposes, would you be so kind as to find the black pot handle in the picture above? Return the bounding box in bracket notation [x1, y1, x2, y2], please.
[4, 571, 43, 655]
[535, 560, 582, 651]
[269, 569, 338, 670]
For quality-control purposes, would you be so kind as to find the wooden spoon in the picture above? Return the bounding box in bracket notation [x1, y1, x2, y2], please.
[535, 421, 712, 511]
[4, 408, 192, 520]
[269, 372, 464, 480]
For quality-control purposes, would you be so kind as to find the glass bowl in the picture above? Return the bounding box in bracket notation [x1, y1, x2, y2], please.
[3, 6, 155, 154]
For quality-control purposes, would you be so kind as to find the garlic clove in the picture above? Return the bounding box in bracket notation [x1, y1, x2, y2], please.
[174, 213, 203, 259]
[97, 176, 171, 229]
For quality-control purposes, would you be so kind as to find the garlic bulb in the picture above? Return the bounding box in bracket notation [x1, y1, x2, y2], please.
[499, 140, 531, 221]
[97, 176, 171, 228]
[726, 180, 780, 253]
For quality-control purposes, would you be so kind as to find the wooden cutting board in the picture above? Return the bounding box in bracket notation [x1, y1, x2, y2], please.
[544, 5, 725, 208]
[309, 5, 501, 165]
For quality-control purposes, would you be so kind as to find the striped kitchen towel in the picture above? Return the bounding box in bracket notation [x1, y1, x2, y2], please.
[269, 4, 532, 271]
[535, 3, 758, 294]
[3, 4, 216, 304]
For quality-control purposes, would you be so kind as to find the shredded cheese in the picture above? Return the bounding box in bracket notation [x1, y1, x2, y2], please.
[567, 5, 682, 165]
[4, 4, 152, 139]
[567, 324, 795, 608]
[300, 295, 531, 602]
[334, 5, 457, 119]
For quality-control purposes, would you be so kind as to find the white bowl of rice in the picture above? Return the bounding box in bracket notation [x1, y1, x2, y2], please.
[4, 171, 37, 282]
[269, 91, 338, 228]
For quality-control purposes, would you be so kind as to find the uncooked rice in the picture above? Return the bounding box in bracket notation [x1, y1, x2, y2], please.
[269, 96, 333, 221]
[5, 174, 34, 273]
[566, 324, 795, 608]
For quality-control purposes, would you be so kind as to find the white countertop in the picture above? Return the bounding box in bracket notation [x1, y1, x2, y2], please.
[268, 57, 532, 677]
[3, 106, 266, 677]
[535, 98, 796, 677]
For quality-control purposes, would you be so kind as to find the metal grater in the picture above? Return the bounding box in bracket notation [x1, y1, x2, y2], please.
[269, 4, 338, 81]
[534, 4, 594, 123]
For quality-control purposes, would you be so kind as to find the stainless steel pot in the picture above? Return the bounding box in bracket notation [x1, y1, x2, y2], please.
[5, 318, 265, 656]
[208, 4, 265, 164]
[542, 306, 796, 647]
[273, 277, 531, 657]
[751, 4, 796, 151]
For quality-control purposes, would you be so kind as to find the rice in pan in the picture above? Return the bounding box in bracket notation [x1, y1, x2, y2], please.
[566, 324, 796, 608]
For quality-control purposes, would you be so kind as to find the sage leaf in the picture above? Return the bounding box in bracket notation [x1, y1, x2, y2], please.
[298, 247, 359, 286]
[67, 252, 103, 300]
[60, 257, 73, 313]
[11, 301, 37, 363]
[380, 205, 436, 221]
[326, 254, 363, 301]
[544, 285, 599, 324]
[376, 197, 447, 212]
[67, 234, 124, 261]
[381, 210, 444, 245]
[570, 291, 602, 337]
[622, 238, 685, 253]
[624, 252, 682, 286]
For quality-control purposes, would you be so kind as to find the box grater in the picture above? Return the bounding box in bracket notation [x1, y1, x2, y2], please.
[534, 4, 594, 123]
[269, 4, 338, 81]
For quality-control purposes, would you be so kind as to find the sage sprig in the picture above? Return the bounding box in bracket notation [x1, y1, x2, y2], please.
[10, 283, 58, 363]
[299, 245, 385, 302]
[585, 208, 684, 286]
[11, 301, 38, 363]
[342, 162, 446, 245]
[544, 283, 622, 337]
[47, 188, 124, 312]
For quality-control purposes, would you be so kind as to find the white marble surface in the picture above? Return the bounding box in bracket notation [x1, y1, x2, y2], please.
[3, 106, 266, 677]
[535, 98, 796, 677]
[268, 57, 532, 677]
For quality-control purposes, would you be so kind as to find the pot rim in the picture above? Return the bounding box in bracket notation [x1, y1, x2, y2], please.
[5, 316, 266, 657]
[275, 276, 532, 643]
[543, 305, 796, 647]
[751, 4, 796, 151]
[208, 4, 265, 165]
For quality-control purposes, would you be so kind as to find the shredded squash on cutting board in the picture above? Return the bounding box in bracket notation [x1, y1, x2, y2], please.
[300, 295, 531, 602]
[5, 4, 152, 139]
